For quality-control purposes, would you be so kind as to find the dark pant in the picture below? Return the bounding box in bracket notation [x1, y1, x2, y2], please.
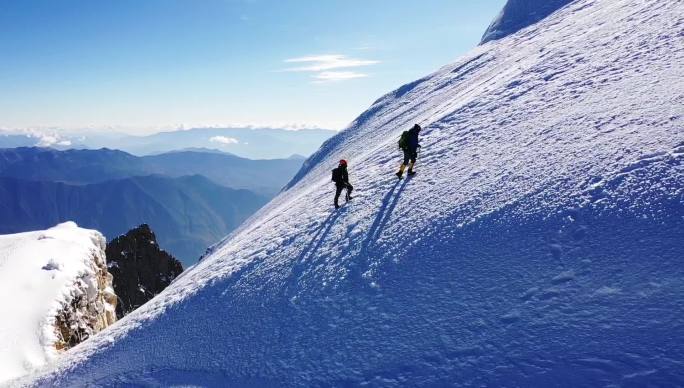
[403, 149, 418, 165]
[334, 183, 353, 205]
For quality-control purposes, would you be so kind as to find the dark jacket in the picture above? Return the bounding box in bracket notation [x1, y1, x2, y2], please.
[332, 166, 349, 185]
[407, 127, 420, 151]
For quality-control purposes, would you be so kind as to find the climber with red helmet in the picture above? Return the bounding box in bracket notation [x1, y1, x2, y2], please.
[331, 159, 354, 209]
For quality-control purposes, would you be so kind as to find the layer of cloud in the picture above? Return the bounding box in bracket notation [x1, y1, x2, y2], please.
[284, 55, 379, 72]
[209, 135, 239, 145]
[0, 128, 71, 147]
[36, 134, 72, 147]
[283, 54, 379, 83]
[313, 71, 369, 82]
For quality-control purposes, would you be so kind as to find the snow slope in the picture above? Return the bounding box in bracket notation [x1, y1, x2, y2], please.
[27, 0, 683, 386]
[0, 222, 116, 384]
[480, 0, 573, 44]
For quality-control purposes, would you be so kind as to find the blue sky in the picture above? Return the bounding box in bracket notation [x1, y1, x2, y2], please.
[0, 0, 505, 133]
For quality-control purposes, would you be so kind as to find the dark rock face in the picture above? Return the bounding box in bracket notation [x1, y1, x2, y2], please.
[106, 224, 183, 318]
[480, 0, 573, 44]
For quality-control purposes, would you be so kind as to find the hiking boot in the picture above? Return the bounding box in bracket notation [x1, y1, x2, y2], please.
[335, 203, 340, 209]
[407, 170, 416, 176]
[395, 171, 403, 179]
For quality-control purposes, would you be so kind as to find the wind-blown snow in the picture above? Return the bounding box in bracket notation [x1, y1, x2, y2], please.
[26, 0, 683, 386]
[0, 222, 114, 384]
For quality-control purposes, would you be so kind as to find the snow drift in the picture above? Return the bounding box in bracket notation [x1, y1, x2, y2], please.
[27, 0, 683, 386]
[0, 222, 116, 384]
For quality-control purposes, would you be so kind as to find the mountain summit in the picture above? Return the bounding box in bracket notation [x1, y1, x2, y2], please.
[480, 0, 572, 44]
[28, 0, 683, 386]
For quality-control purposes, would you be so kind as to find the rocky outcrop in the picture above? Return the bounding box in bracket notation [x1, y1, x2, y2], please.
[480, 0, 573, 44]
[52, 232, 118, 351]
[0, 222, 118, 383]
[106, 224, 183, 318]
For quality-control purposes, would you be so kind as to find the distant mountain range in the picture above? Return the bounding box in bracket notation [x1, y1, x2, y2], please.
[0, 147, 303, 195]
[0, 174, 267, 266]
[0, 146, 309, 264]
[0, 127, 336, 160]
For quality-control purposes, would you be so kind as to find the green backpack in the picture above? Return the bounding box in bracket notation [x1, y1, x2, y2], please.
[398, 131, 409, 150]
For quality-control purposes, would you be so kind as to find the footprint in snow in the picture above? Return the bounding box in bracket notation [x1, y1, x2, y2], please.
[551, 270, 576, 285]
[500, 310, 521, 324]
[42, 259, 61, 271]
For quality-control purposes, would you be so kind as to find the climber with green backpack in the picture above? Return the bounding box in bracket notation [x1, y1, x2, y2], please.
[396, 124, 422, 178]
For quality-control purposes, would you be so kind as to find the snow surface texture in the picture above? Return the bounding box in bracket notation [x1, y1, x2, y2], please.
[480, 0, 573, 44]
[0, 222, 116, 384]
[26, 0, 683, 386]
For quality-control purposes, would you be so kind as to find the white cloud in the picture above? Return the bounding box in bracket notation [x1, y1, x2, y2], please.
[282, 54, 379, 83]
[0, 128, 72, 147]
[284, 54, 379, 72]
[34, 134, 72, 147]
[209, 135, 239, 145]
[313, 71, 369, 82]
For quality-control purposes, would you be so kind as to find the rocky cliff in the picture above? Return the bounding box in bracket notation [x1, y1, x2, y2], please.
[0, 222, 117, 383]
[52, 234, 118, 350]
[106, 224, 184, 318]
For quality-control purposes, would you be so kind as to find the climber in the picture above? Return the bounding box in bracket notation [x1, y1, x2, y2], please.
[396, 124, 421, 178]
[332, 159, 354, 209]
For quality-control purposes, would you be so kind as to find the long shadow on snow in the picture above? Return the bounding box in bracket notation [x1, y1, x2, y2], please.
[350, 177, 410, 284]
[285, 208, 344, 296]
[287, 178, 410, 293]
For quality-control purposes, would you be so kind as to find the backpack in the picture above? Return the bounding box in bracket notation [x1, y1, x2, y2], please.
[331, 167, 342, 183]
[398, 131, 409, 150]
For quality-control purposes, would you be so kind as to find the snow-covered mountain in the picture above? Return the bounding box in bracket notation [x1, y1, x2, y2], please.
[26, 0, 683, 386]
[0, 222, 116, 384]
[480, 0, 573, 44]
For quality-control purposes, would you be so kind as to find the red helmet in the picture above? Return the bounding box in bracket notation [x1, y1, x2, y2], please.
[339, 159, 347, 166]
